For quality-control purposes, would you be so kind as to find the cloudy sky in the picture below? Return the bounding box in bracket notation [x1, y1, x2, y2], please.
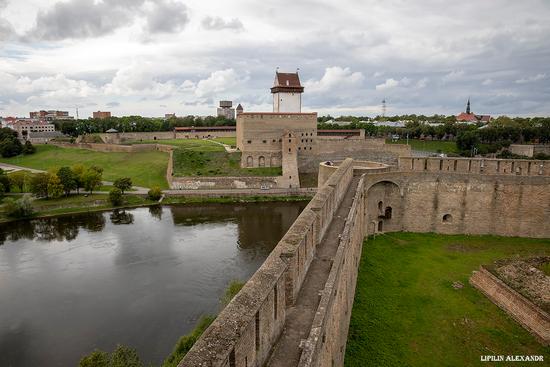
[0, 0, 549, 118]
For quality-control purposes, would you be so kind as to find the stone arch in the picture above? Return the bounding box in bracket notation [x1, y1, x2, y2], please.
[443, 214, 453, 223]
[258, 156, 265, 167]
[366, 180, 401, 235]
[246, 156, 253, 167]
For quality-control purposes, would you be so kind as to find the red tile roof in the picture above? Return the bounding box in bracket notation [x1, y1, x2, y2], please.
[456, 112, 479, 122]
[271, 72, 304, 93]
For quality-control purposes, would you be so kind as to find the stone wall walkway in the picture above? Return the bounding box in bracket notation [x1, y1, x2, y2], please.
[265, 177, 361, 367]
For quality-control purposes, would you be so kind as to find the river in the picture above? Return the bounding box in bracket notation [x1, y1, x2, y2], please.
[0, 202, 306, 367]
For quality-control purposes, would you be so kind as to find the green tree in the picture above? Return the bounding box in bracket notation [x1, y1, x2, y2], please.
[78, 350, 109, 367]
[0, 168, 10, 193]
[4, 194, 34, 218]
[109, 188, 123, 206]
[147, 186, 162, 201]
[47, 173, 64, 199]
[72, 164, 86, 194]
[0, 137, 22, 158]
[113, 177, 132, 194]
[57, 167, 77, 196]
[82, 168, 102, 194]
[9, 170, 27, 192]
[456, 131, 480, 154]
[30, 173, 49, 198]
[110, 345, 142, 367]
[22, 140, 36, 154]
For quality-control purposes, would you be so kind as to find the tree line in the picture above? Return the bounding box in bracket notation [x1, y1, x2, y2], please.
[0, 128, 36, 158]
[53, 115, 235, 137]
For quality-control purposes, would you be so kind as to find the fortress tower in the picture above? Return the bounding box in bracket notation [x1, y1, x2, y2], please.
[271, 70, 304, 112]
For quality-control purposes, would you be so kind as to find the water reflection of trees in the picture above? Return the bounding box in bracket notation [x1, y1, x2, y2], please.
[148, 205, 163, 220]
[0, 212, 106, 245]
[109, 210, 134, 225]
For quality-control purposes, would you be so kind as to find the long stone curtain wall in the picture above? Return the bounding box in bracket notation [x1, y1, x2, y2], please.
[179, 159, 355, 367]
[298, 175, 367, 367]
[178, 155, 549, 367]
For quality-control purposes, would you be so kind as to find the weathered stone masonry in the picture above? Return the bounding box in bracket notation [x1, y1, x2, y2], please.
[179, 156, 549, 367]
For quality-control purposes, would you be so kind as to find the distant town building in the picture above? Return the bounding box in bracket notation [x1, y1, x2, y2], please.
[217, 101, 236, 120]
[271, 71, 304, 113]
[93, 111, 111, 119]
[165, 113, 176, 119]
[30, 110, 73, 121]
[456, 98, 491, 124]
[236, 104, 244, 115]
[5, 118, 56, 138]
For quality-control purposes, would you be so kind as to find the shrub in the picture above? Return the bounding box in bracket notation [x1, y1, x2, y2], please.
[162, 316, 215, 367]
[109, 188, 123, 206]
[9, 170, 28, 192]
[78, 350, 109, 367]
[22, 140, 36, 154]
[4, 194, 34, 218]
[0, 168, 10, 193]
[79, 345, 142, 367]
[114, 177, 132, 194]
[147, 186, 162, 201]
[30, 172, 50, 198]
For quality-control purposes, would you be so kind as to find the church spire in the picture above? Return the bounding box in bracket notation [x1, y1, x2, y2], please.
[466, 98, 471, 114]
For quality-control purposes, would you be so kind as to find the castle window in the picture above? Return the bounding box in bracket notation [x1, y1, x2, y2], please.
[378, 201, 383, 211]
[378, 221, 383, 232]
[298, 147, 301, 150]
[443, 214, 453, 223]
[247, 140, 251, 144]
[384, 207, 392, 219]
[289, 139, 291, 143]
[259, 156, 265, 167]
[273, 139, 276, 142]
[263, 140, 266, 143]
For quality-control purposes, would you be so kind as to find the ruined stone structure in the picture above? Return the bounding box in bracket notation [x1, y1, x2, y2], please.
[178, 156, 549, 367]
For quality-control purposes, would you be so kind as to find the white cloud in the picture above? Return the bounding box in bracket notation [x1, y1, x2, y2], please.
[194, 69, 244, 98]
[442, 70, 465, 83]
[416, 78, 428, 89]
[305, 67, 364, 93]
[515, 73, 546, 84]
[482, 78, 493, 86]
[201, 16, 244, 31]
[375, 78, 399, 91]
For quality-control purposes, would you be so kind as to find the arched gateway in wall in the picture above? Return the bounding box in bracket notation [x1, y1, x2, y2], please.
[365, 180, 402, 234]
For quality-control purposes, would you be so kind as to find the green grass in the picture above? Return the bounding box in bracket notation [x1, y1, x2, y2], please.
[0, 194, 156, 222]
[129, 139, 225, 151]
[0, 144, 169, 188]
[345, 232, 550, 367]
[213, 137, 236, 146]
[173, 149, 281, 177]
[386, 138, 460, 154]
[539, 261, 550, 276]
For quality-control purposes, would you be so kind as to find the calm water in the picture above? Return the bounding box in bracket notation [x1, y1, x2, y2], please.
[0, 202, 306, 367]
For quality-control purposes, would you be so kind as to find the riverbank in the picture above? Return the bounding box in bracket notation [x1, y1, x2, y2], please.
[0, 193, 312, 224]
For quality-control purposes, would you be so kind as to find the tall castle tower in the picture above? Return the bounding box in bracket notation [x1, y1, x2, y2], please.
[271, 70, 304, 113]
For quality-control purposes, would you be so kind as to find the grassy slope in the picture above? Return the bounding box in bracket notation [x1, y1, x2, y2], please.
[386, 138, 460, 154]
[345, 232, 550, 367]
[141, 139, 282, 177]
[0, 145, 169, 188]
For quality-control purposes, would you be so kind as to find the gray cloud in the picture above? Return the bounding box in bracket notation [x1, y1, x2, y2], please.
[107, 101, 120, 108]
[146, 0, 189, 33]
[202, 16, 244, 31]
[25, 0, 188, 40]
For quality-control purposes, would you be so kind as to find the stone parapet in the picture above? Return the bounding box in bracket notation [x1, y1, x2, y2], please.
[470, 267, 549, 345]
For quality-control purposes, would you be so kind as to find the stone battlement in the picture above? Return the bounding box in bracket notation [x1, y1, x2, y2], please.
[399, 157, 549, 176]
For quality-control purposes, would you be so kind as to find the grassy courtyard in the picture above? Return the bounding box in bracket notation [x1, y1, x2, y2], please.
[386, 138, 460, 154]
[0, 144, 169, 188]
[345, 232, 550, 367]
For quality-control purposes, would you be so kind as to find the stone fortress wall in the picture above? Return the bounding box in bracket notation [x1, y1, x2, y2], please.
[179, 156, 549, 367]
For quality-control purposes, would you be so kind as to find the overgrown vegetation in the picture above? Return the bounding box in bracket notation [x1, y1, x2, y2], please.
[345, 233, 550, 367]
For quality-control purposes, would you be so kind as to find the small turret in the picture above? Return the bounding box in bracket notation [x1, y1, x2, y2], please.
[466, 98, 471, 114]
